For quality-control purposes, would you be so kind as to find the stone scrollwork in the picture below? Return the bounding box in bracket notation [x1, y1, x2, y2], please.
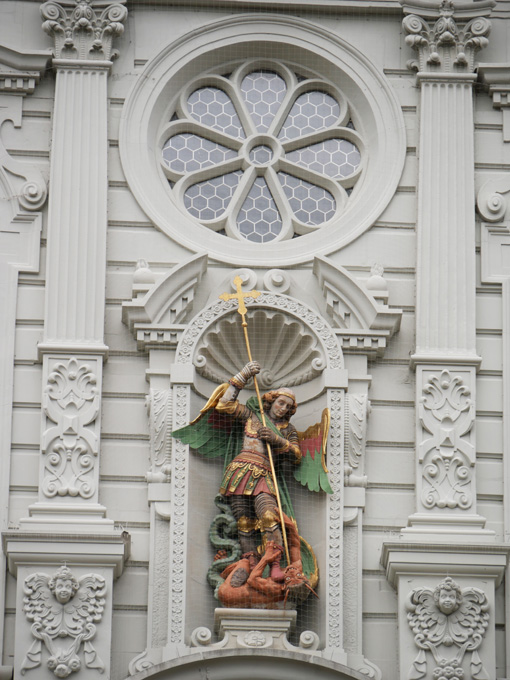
[42, 357, 100, 499]
[146, 389, 172, 484]
[419, 370, 475, 511]
[344, 394, 369, 488]
[41, 0, 127, 61]
[406, 577, 489, 680]
[22, 566, 106, 678]
[402, 1, 492, 73]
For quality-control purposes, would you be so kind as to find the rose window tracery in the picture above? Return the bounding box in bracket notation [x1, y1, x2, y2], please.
[160, 61, 363, 243]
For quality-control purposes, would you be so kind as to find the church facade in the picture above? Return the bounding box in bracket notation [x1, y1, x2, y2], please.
[1, 1, 510, 678]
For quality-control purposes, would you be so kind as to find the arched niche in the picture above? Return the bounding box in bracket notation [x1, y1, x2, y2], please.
[168, 293, 346, 652]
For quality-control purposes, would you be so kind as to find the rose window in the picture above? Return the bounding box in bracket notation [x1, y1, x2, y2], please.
[160, 61, 363, 243]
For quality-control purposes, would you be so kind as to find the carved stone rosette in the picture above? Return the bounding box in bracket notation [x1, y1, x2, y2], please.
[41, 0, 127, 62]
[402, 1, 492, 73]
[41, 357, 101, 500]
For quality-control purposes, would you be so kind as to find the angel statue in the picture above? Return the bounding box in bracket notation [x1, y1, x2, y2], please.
[173, 360, 332, 609]
[21, 565, 106, 678]
[405, 576, 490, 680]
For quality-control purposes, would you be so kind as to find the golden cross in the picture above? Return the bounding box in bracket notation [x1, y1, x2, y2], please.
[219, 275, 261, 322]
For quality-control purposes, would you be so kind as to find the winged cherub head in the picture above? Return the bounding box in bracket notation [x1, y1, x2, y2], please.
[433, 577, 463, 615]
[48, 566, 80, 604]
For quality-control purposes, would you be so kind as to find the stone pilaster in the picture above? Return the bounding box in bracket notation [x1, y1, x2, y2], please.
[2, 5, 129, 680]
[401, 0, 494, 540]
[22, 0, 126, 530]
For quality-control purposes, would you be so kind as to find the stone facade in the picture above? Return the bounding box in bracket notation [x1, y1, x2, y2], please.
[1, 1, 510, 679]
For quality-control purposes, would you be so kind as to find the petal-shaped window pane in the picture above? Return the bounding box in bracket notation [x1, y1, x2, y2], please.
[184, 171, 243, 221]
[237, 177, 282, 243]
[279, 91, 340, 141]
[187, 87, 245, 139]
[286, 139, 361, 178]
[162, 134, 237, 174]
[278, 172, 336, 225]
[240, 70, 287, 132]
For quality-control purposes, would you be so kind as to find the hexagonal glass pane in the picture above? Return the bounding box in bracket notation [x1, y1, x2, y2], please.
[240, 70, 287, 132]
[184, 171, 243, 221]
[286, 138, 361, 178]
[278, 91, 340, 141]
[162, 134, 237, 174]
[187, 87, 245, 139]
[278, 172, 336, 225]
[237, 177, 282, 242]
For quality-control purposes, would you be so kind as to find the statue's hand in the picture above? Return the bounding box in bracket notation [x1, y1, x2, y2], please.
[258, 426, 279, 444]
[245, 361, 260, 376]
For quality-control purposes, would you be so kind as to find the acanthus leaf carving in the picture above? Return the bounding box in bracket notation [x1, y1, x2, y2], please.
[22, 566, 106, 678]
[42, 357, 100, 499]
[402, 1, 492, 73]
[419, 370, 475, 511]
[406, 577, 489, 680]
[344, 394, 369, 487]
[41, 0, 127, 62]
[146, 389, 172, 483]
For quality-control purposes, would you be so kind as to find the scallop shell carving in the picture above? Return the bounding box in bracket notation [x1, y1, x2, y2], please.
[194, 309, 326, 389]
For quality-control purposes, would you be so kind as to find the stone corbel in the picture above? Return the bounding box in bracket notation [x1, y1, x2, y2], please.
[478, 64, 510, 142]
[0, 45, 50, 212]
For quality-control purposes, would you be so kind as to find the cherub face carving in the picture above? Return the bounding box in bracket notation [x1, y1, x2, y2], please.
[48, 566, 79, 604]
[433, 577, 462, 615]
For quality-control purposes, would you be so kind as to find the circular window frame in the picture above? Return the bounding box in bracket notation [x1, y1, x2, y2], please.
[119, 14, 406, 267]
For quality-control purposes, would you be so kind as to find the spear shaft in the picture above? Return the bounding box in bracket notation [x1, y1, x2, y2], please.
[220, 277, 291, 566]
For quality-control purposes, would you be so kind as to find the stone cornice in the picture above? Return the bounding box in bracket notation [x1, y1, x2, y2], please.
[41, 0, 127, 62]
[126, 0, 402, 13]
[401, 0, 494, 74]
[0, 44, 51, 94]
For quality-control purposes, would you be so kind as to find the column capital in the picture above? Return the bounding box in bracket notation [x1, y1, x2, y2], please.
[400, 0, 494, 75]
[40, 0, 127, 62]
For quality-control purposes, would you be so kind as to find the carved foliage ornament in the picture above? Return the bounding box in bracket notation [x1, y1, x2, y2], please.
[406, 577, 489, 680]
[403, 1, 491, 73]
[41, 0, 127, 61]
[146, 389, 172, 483]
[42, 358, 99, 499]
[22, 566, 106, 678]
[419, 370, 475, 511]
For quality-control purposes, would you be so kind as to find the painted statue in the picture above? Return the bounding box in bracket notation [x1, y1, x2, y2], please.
[173, 360, 331, 608]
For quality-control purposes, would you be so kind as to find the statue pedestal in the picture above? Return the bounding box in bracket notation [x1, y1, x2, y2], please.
[190, 608, 320, 652]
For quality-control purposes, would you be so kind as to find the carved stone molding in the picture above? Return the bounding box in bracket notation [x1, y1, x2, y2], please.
[406, 577, 489, 680]
[41, 356, 101, 501]
[401, 0, 494, 74]
[477, 177, 510, 225]
[21, 566, 106, 678]
[418, 369, 475, 511]
[41, 0, 127, 62]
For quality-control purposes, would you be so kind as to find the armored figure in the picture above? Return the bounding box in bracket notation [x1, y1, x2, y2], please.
[216, 360, 300, 581]
[174, 359, 331, 605]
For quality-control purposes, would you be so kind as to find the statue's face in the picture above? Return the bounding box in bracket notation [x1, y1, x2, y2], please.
[269, 395, 294, 421]
[438, 588, 458, 615]
[54, 578, 74, 604]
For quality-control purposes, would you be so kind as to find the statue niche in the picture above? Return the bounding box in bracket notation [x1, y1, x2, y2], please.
[173, 277, 333, 610]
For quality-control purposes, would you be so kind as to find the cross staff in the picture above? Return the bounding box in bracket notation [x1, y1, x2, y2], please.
[219, 276, 291, 566]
